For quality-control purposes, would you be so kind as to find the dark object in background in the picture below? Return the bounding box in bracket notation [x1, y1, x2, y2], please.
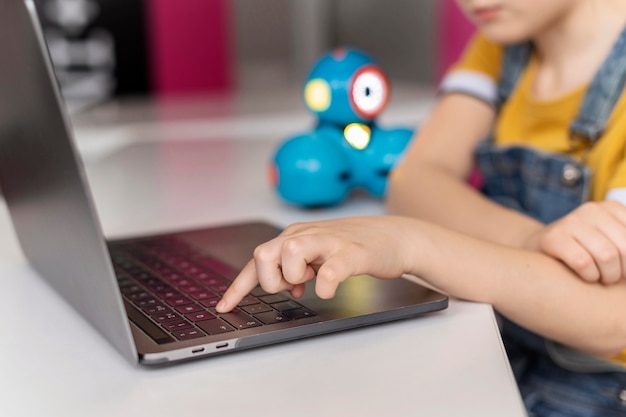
[34, 0, 232, 108]
[94, 0, 150, 95]
[34, 0, 149, 108]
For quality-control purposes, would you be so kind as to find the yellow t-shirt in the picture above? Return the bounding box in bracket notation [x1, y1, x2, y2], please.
[441, 33, 626, 366]
[442, 33, 626, 202]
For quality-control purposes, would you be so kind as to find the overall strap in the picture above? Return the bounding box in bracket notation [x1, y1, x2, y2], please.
[569, 24, 626, 144]
[496, 42, 533, 109]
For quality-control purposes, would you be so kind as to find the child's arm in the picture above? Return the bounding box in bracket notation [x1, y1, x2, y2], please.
[216, 215, 626, 357]
[523, 200, 626, 284]
[387, 93, 626, 284]
[386, 92, 545, 249]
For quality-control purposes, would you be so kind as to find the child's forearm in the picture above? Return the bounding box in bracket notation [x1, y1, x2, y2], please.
[216, 213, 625, 356]
[386, 93, 544, 249]
[387, 162, 544, 249]
[406, 218, 626, 357]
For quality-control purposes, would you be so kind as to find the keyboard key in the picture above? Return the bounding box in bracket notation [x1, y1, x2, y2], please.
[163, 320, 193, 331]
[196, 318, 235, 335]
[120, 284, 143, 295]
[190, 291, 217, 301]
[142, 304, 169, 315]
[199, 298, 219, 308]
[156, 290, 181, 300]
[254, 311, 290, 324]
[124, 301, 174, 344]
[237, 296, 260, 306]
[186, 311, 216, 322]
[134, 298, 160, 308]
[116, 277, 135, 287]
[171, 279, 194, 287]
[127, 291, 151, 301]
[180, 285, 204, 293]
[135, 272, 158, 282]
[219, 311, 262, 330]
[152, 312, 181, 323]
[141, 277, 162, 287]
[241, 303, 273, 315]
[250, 287, 269, 297]
[147, 284, 172, 293]
[165, 296, 193, 307]
[210, 284, 230, 293]
[258, 293, 289, 304]
[188, 270, 218, 280]
[272, 300, 302, 312]
[161, 272, 185, 282]
[197, 276, 229, 287]
[175, 304, 204, 314]
[172, 328, 206, 341]
[283, 308, 316, 320]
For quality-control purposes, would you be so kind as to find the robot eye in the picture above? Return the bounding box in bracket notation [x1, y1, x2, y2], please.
[350, 65, 389, 119]
[304, 78, 331, 112]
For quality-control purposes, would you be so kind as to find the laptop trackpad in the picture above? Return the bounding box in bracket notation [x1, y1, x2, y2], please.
[301, 275, 446, 319]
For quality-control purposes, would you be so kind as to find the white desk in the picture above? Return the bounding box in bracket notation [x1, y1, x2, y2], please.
[0, 94, 527, 417]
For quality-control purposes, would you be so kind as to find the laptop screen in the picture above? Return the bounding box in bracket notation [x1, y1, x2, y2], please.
[0, 0, 136, 361]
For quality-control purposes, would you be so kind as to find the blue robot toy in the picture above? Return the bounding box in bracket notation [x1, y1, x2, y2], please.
[270, 48, 414, 207]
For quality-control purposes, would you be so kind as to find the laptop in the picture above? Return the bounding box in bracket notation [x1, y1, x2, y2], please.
[0, 0, 448, 366]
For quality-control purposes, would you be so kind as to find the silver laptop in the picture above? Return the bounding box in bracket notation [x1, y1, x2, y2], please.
[0, 0, 448, 366]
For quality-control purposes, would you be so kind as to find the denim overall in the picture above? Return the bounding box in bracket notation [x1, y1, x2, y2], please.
[474, 29, 626, 417]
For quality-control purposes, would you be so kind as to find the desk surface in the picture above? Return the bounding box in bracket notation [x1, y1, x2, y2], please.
[0, 95, 526, 417]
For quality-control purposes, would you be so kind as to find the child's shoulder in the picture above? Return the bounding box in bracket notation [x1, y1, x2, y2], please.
[438, 32, 505, 105]
[451, 32, 504, 82]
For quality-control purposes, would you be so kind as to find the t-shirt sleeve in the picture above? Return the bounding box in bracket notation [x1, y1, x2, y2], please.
[438, 33, 503, 107]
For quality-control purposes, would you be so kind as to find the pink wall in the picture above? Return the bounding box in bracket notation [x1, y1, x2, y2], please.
[436, 0, 475, 80]
[146, 0, 233, 96]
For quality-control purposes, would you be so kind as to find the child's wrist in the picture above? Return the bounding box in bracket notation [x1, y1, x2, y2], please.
[517, 224, 545, 252]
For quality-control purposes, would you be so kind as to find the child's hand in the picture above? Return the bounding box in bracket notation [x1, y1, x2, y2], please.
[530, 201, 626, 284]
[215, 216, 414, 313]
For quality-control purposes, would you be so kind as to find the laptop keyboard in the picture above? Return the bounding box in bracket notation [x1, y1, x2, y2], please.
[109, 237, 316, 344]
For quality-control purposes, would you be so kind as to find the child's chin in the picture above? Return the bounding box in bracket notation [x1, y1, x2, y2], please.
[480, 26, 533, 46]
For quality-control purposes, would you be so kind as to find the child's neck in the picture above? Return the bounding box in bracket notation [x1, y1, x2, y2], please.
[531, 1, 626, 101]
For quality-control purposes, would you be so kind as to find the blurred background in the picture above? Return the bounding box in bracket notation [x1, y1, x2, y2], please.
[33, 0, 475, 110]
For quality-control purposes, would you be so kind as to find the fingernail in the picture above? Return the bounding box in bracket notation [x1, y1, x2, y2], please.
[216, 300, 226, 312]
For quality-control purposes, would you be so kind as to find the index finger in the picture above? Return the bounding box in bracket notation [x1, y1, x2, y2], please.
[216, 260, 259, 313]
